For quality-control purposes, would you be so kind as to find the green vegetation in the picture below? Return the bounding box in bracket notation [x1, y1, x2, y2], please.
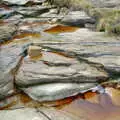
[47, 0, 93, 10]
[47, 0, 120, 35]
[89, 8, 120, 35]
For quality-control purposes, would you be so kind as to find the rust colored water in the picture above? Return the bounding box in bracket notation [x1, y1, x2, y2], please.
[44, 25, 79, 34]
[0, 32, 40, 46]
[50, 51, 74, 59]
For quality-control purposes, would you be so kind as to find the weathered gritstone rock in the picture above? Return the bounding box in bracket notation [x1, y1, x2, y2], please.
[16, 50, 108, 86]
[38, 107, 84, 120]
[61, 11, 95, 27]
[0, 37, 32, 100]
[21, 83, 97, 102]
[36, 28, 120, 74]
[0, 107, 84, 120]
[0, 24, 17, 43]
[0, 71, 14, 99]
[16, 6, 51, 17]
[15, 49, 108, 101]
[0, 108, 48, 120]
[0, 45, 22, 99]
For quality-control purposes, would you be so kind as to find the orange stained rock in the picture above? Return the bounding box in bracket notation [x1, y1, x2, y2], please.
[0, 40, 11, 46]
[0, 32, 40, 46]
[13, 32, 41, 39]
[51, 51, 74, 59]
[0, 20, 7, 25]
[0, 101, 17, 110]
[84, 91, 99, 103]
[22, 21, 48, 27]
[19, 93, 33, 104]
[42, 94, 84, 109]
[44, 25, 79, 34]
[29, 54, 43, 61]
[0, 38, 30, 47]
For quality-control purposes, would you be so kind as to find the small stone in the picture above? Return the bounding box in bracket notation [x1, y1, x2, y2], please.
[28, 46, 42, 58]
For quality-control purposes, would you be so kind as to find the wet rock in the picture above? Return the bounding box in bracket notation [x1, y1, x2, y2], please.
[61, 11, 95, 27]
[0, 24, 17, 43]
[21, 83, 97, 102]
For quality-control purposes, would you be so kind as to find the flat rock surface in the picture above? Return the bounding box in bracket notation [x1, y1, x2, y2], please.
[21, 83, 97, 102]
[37, 28, 120, 74]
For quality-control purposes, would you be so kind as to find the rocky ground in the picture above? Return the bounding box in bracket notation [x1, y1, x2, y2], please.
[0, 0, 120, 120]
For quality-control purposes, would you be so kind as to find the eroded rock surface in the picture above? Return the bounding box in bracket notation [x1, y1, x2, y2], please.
[16, 50, 108, 86]
[0, 1, 120, 120]
[61, 11, 95, 27]
[15, 47, 108, 101]
[0, 24, 17, 43]
[37, 28, 120, 74]
[0, 33, 32, 100]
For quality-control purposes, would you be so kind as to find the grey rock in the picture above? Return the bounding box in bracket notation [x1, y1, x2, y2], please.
[0, 108, 48, 120]
[36, 28, 120, 74]
[0, 37, 32, 100]
[0, 24, 17, 43]
[16, 6, 51, 17]
[0, 71, 14, 99]
[0, 45, 22, 99]
[22, 83, 97, 102]
[0, 107, 84, 120]
[16, 51, 108, 87]
[61, 11, 95, 27]
[15, 48, 108, 101]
